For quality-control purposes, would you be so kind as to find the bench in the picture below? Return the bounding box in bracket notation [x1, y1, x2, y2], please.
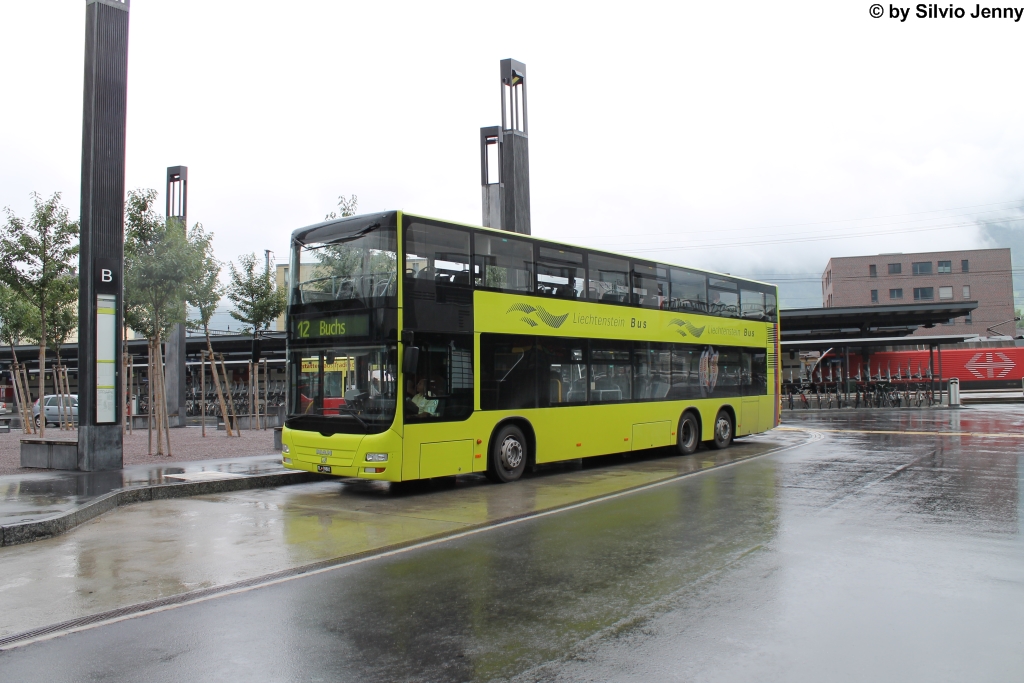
[21, 438, 78, 470]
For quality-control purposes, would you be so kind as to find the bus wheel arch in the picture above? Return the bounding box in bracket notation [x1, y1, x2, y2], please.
[485, 418, 534, 483]
[708, 406, 736, 450]
[677, 409, 701, 456]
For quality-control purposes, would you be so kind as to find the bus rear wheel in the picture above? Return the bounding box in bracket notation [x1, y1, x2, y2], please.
[486, 424, 528, 483]
[677, 412, 699, 455]
[708, 410, 733, 450]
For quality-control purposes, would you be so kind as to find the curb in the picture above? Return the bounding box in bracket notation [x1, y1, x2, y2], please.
[0, 471, 326, 547]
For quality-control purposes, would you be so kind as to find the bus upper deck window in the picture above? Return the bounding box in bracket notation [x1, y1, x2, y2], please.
[670, 269, 708, 313]
[404, 223, 471, 285]
[632, 263, 669, 309]
[708, 278, 740, 318]
[588, 254, 629, 302]
[740, 290, 766, 320]
[536, 246, 585, 299]
[473, 233, 534, 292]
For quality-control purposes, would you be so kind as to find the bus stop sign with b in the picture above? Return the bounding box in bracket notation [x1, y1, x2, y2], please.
[94, 258, 119, 425]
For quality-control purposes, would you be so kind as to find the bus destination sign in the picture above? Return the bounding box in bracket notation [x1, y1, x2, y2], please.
[292, 312, 370, 339]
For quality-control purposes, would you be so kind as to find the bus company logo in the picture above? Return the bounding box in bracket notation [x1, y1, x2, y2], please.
[506, 303, 569, 329]
[698, 346, 719, 395]
[964, 352, 1015, 379]
[668, 318, 706, 338]
[316, 448, 333, 456]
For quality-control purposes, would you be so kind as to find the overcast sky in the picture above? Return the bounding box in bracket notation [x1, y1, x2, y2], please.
[2, 0, 1023, 308]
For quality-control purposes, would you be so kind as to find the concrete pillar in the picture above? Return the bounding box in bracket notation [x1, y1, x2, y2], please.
[77, 0, 130, 471]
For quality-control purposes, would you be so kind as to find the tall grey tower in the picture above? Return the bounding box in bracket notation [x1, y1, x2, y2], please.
[77, 0, 130, 470]
[163, 166, 188, 427]
[480, 59, 531, 235]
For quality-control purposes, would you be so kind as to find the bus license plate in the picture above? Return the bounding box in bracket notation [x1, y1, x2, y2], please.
[317, 465, 332, 474]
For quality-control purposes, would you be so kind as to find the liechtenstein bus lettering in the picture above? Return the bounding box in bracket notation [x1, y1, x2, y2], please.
[280, 211, 780, 484]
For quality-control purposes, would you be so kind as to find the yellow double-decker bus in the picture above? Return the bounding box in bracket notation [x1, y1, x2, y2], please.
[281, 212, 779, 483]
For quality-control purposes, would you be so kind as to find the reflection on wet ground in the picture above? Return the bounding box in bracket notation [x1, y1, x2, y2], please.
[0, 431, 801, 640]
[0, 409, 1021, 682]
[0, 456, 285, 525]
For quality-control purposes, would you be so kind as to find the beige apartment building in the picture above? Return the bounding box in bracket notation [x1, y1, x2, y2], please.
[821, 248, 1014, 337]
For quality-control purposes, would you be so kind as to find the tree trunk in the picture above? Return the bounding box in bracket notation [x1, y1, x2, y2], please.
[205, 328, 232, 436]
[219, 353, 240, 437]
[11, 354, 31, 435]
[62, 365, 73, 430]
[154, 334, 164, 456]
[122, 326, 128, 435]
[158, 334, 172, 456]
[37, 339, 45, 438]
[147, 339, 153, 455]
[10, 346, 31, 434]
[20, 364, 34, 434]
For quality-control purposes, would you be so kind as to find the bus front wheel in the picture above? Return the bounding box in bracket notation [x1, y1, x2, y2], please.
[677, 412, 699, 456]
[709, 410, 733, 450]
[486, 424, 528, 483]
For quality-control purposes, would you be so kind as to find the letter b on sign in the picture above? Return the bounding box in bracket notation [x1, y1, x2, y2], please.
[95, 258, 118, 294]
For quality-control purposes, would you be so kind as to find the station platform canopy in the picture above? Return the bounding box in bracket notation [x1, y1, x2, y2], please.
[779, 301, 979, 342]
[781, 333, 977, 352]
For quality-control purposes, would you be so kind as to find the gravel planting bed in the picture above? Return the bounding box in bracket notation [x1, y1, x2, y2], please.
[0, 426, 279, 476]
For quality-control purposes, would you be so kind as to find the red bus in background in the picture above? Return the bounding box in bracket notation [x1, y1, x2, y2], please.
[840, 346, 1024, 391]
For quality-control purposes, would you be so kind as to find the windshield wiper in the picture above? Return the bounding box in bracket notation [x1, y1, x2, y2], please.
[335, 405, 368, 430]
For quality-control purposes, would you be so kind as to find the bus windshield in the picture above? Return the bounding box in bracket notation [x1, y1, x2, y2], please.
[292, 221, 397, 306]
[287, 343, 398, 435]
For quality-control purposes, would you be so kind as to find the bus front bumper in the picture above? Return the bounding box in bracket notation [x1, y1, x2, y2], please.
[280, 426, 403, 482]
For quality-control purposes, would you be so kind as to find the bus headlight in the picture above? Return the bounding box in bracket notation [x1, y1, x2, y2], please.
[365, 452, 388, 462]
[282, 444, 290, 454]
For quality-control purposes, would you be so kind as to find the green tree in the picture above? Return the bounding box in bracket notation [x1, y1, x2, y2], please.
[124, 189, 205, 455]
[185, 223, 233, 435]
[0, 192, 80, 437]
[227, 252, 286, 335]
[324, 193, 358, 221]
[0, 283, 36, 431]
[37, 275, 78, 368]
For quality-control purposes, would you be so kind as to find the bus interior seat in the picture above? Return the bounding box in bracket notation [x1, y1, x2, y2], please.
[549, 373, 563, 402]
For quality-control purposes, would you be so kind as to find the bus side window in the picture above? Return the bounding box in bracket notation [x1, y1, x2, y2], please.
[590, 340, 632, 402]
[745, 351, 768, 396]
[480, 334, 536, 410]
[633, 342, 672, 399]
[631, 263, 669, 309]
[403, 222, 472, 332]
[715, 348, 742, 396]
[537, 337, 587, 406]
[404, 333, 474, 422]
[765, 292, 778, 322]
[404, 223, 471, 285]
[588, 254, 629, 303]
[670, 269, 707, 313]
[708, 278, 740, 318]
[473, 233, 534, 292]
[668, 346, 700, 400]
[536, 246, 585, 299]
[741, 289, 766, 320]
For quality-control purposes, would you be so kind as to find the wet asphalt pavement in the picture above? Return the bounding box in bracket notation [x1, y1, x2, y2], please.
[0, 408, 1021, 682]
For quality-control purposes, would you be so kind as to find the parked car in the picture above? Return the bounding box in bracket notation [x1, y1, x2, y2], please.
[0, 400, 8, 415]
[32, 394, 79, 428]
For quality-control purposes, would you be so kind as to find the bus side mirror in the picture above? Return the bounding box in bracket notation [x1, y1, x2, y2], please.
[403, 346, 419, 375]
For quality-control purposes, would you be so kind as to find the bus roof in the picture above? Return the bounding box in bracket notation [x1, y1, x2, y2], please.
[291, 210, 776, 291]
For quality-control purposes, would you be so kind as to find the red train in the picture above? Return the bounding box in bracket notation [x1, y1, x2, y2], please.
[833, 346, 1024, 391]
